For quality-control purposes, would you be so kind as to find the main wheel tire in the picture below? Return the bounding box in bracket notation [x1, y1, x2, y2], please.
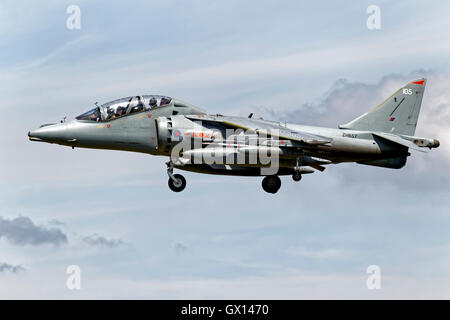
[262, 175, 281, 194]
[292, 172, 302, 181]
[168, 174, 186, 192]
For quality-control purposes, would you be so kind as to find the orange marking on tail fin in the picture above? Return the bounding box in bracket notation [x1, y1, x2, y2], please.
[411, 80, 426, 85]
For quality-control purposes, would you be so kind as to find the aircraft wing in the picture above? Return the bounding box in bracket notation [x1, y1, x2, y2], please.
[186, 115, 331, 146]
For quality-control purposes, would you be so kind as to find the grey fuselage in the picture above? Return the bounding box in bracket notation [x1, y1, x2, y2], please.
[28, 99, 412, 176]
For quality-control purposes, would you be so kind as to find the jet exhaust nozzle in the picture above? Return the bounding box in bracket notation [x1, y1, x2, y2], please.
[432, 139, 440, 148]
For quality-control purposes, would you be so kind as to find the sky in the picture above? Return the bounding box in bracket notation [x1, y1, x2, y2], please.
[0, 0, 449, 299]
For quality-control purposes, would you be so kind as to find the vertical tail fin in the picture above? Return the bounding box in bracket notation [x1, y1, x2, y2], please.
[339, 78, 427, 135]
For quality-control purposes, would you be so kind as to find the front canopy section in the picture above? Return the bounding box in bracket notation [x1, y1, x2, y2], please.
[75, 107, 102, 121]
[75, 95, 173, 122]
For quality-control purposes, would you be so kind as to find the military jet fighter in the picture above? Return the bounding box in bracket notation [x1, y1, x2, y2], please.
[28, 78, 439, 193]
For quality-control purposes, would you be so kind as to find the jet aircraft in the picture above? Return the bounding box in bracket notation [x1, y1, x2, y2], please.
[28, 79, 439, 193]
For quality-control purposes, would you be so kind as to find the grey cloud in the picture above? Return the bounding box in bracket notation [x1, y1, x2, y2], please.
[175, 243, 188, 254]
[0, 263, 25, 274]
[82, 234, 123, 248]
[256, 70, 431, 127]
[253, 70, 450, 190]
[0, 216, 68, 246]
[48, 219, 65, 226]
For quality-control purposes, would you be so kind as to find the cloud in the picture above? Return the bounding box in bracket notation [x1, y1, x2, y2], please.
[174, 242, 188, 254]
[250, 70, 450, 189]
[0, 263, 25, 274]
[45, 270, 449, 299]
[82, 234, 123, 248]
[253, 70, 437, 129]
[48, 219, 65, 226]
[19, 35, 100, 70]
[0, 216, 68, 246]
[285, 247, 351, 259]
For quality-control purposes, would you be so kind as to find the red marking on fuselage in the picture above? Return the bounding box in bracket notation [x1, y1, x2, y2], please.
[147, 114, 152, 118]
[107, 124, 111, 128]
[191, 132, 211, 138]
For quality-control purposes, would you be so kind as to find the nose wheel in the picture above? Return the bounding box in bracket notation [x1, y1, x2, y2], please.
[262, 175, 281, 194]
[167, 162, 186, 192]
[168, 174, 186, 192]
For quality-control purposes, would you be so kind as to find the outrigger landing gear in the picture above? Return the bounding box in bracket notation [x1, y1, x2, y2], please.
[166, 161, 186, 192]
[292, 157, 302, 182]
[262, 175, 281, 194]
[292, 172, 302, 181]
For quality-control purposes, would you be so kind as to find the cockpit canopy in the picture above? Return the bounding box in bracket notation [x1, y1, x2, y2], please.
[76, 95, 173, 122]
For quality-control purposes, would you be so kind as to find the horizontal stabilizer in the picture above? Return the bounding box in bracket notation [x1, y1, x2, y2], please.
[372, 132, 427, 152]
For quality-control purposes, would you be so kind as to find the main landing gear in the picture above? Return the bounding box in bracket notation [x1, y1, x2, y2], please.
[261, 171, 302, 194]
[262, 175, 281, 194]
[165, 161, 303, 194]
[262, 159, 302, 194]
[167, 162, 186, 192]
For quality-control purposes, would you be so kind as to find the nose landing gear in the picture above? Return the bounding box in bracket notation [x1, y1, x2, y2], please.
[167, 162, 186, 192]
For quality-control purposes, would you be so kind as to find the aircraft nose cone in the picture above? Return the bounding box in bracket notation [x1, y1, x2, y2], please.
[28, 123, 68, 142]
